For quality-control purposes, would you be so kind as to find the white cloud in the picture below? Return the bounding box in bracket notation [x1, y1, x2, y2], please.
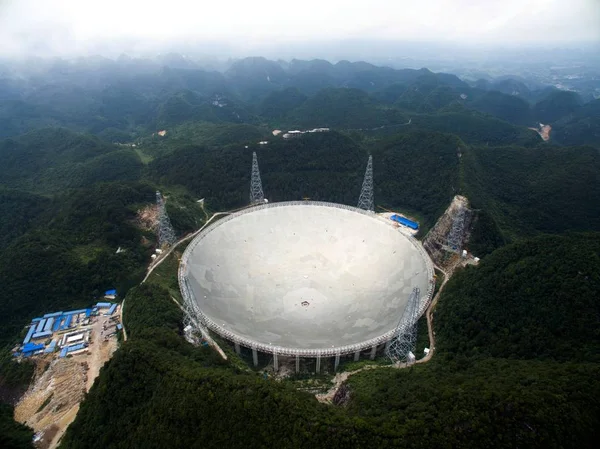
[0, 0, 598, 57]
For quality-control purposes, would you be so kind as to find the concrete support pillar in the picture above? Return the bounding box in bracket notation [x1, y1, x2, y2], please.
[295, 355, 300, 373]
[273, 352, 278, 371]
[252, 347, 258, 367]
[370, 344, 378, 360]
[354, 350, 360, 361]
[316, 355, 321, 374]
[334, 353, 340, 371]
[234, 342, 241, 354]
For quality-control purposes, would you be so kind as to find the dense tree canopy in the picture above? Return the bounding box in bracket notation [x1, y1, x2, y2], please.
[436, 234, 600, 361]
[59, 235, 600, 449]
[0, 55, 599, 448]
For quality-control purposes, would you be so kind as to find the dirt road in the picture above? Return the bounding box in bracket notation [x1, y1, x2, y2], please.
[15, 314, 118, 449]
[85, 314, 118, 392]
[142, 211, 229, 284]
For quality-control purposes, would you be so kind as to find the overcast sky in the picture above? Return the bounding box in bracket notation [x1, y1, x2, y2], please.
[0, 0, 599, 58]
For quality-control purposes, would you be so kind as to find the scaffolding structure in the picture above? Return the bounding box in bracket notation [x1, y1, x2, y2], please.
[250, 151, 265, 204]
[446, 203, 470, 251]
[423, 195, 473, 265]
[181, 276, 213, 347]
[386, 287, 421, 364]
[156, 190, 176, 248]
[357, 155, 374, 212]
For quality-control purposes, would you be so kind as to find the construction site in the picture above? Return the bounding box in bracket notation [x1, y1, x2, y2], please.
[11, 152, 479, 448]
[14, 298, 121, 359]
[423, 195, 478, 272]
[13, 295, 124, 449]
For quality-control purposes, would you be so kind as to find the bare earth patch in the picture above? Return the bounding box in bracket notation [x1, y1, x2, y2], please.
[529, 124, 552, 141]
[15, 314, 119, 449]
[136, 204, 159, 231]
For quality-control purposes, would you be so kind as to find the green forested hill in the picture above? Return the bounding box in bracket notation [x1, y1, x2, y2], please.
[61, 285, 364, 449]
[0, 189, 49, 250]
[410, 110, 540, 146]
[145, 127, 597, 239]
[0, 55, 596, 148]
[0, 182, 156, 347]
[346, 358, 599, 449]
[0, 175, 205, 411]
[0, 403, 33, 449]
[148, 132, 366, 209]
[137, 122, 269, 156]
[0, 55, 599, 448]
[462, 144, 600, 241]
[469, 90, 534, 126]
[59, 234, 600, 449]
[0, 128, 143, 192]
[156, 90, 258, 128]
[552, 99, 600, 147]
[258, 87, 308, 119]
[373, 131, 462, 226]
[437, 234, 600, 361]
[532, 90, 583, 124]
[288, 87, 407, 129]
[146, 130, 462, 227]
[344, 233, 600, 448]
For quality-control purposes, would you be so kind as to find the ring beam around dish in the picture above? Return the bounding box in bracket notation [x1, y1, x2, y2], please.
[179, 201, 434, 357]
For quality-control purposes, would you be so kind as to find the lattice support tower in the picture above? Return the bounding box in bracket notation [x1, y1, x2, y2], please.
[181, 276, 215, 348]
[182, 277, 202, 345]
[156, 190, 176, 248]
[423, 196, 473, 262]
[250, 152, 265, 204]
[446, 205, 467, 252]
[386, 287, 421, 364]
[357, 155, 374, 212]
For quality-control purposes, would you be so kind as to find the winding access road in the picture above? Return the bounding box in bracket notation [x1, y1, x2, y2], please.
[142, 211, 229, 284]
[142, 202, 258, 284]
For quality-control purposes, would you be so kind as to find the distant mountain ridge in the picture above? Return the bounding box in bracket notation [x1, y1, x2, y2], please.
[0, 54, 598, 147]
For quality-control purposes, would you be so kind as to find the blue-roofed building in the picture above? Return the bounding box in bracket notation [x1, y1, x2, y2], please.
[105, 289, 117, 296]
[23, 325, 36, 345]
[44, 341, 57, 354]
[20, 301, 115, 358]
[32, 330, 52, 340]
[65, 343, 86, 354]
[22, 342, 44, 355]
[43, 318, 54, 332]
[63, 309, 87, 316]
[53, 317, 63, 332]
[35, 319, 46, 333]
[390, 214, 419, 230]
[116, 324, 123, 330]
